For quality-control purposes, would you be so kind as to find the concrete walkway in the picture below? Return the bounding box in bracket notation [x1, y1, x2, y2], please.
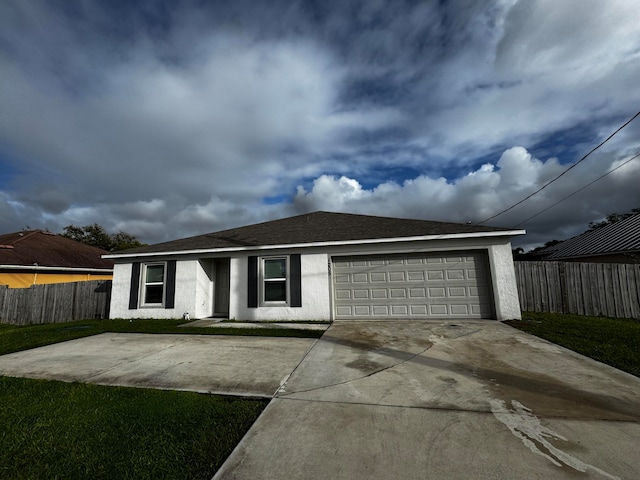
[180, 319, 330, 331]
[214, 321, 640, 480]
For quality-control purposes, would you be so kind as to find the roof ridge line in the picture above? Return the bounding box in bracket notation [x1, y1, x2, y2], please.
[11, 230, 42, 244]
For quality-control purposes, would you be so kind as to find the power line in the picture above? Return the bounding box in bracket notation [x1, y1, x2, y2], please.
[514, 151, 640, 227]
[477, 109, 640, 225]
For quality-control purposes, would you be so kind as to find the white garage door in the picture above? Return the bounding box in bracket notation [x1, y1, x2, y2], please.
[332, 251, 494, 319]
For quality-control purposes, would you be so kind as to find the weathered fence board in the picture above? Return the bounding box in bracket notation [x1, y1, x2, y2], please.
[515, 261, 640, 319]
[0, 280, 111, 325]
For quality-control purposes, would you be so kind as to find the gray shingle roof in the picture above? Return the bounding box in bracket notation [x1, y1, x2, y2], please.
[113, 211, 521, 256]
[542, 213, 640, 260]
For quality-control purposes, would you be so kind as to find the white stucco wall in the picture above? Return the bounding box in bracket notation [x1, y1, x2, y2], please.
[109, 235, 522, 321]
[194, 259, 214, 318]
[109, 262, 133, 319]
[487, 242, 522, 320]
[109, 260, 201, 319]
[229, 252, 332, 321]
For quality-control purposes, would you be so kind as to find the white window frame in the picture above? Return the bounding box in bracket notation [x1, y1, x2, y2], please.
[260, 256, 289, 306]
[140, 262, 166, 307]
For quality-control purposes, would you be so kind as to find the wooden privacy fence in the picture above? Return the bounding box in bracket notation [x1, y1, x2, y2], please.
[0, 280, 112, 325]
[515, 261, 640, 319]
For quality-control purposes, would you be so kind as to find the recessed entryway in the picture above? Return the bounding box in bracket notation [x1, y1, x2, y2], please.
[214, 258, 230, 317]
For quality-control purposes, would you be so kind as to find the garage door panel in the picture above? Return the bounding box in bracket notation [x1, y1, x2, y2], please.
[390, 288, 407, 298]
[407, 271, 424, 281]
[411, 305, 428, 315]
[334, 273, 350, 284]
[446, 270, 465, 280]
[429, 304, 448, 315]
[353, 273, 368, 283]
[427, 271, 444, 280]
[471, 305, 486, 315]
[389, 272, 406, 281]
[445, 256, 463, 263]
[391, 305, 409, 315]
[335, 290, 351, 300]
[467, 269, 480, 279]
[428, 287, 446, 298]
[448, 287, 468, 297]
[409, 288, 426, 298]
[372, 305, 390, 315]
[333, 251, 494, 320]
[450, 305, 469, 315]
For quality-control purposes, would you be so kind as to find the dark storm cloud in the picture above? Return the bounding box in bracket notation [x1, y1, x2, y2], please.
[0, 0, 638, 247]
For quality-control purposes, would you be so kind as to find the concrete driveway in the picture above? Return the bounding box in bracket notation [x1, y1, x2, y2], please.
[0, 333, 317, 397]
[1, 322, 639, 479]
[215, 321, 640, 480]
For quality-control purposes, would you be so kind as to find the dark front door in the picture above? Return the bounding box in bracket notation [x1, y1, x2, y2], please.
[214, 258, 230, 316]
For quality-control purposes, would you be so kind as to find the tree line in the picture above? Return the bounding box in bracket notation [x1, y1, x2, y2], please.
[62, 224, 145, 252]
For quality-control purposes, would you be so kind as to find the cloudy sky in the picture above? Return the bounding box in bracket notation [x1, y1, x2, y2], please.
[1, 0, 639, 249]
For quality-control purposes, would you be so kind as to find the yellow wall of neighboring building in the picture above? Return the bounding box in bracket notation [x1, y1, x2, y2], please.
[0, 272, 113, 288]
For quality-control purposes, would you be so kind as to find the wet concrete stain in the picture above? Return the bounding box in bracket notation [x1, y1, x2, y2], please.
[321, 322, 640, 422]
[491, 399, 621, 479]
[451, 338, 640, 422]
[345, 357, 386, 373]
[436, 376, 458, 385]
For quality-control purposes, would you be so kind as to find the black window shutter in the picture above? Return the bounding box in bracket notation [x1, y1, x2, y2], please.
[165, 260, 177, 309]
[128, 262, 141, 309]
[248, 256, 258, 308]
[290, 254, 302, 307]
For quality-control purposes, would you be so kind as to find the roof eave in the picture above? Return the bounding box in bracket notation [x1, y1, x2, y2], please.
[0, 265, 113, 273]
[103, 229, 527, 259]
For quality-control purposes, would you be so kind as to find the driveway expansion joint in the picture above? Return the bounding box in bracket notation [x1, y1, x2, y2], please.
[278, 344, 432, 398]
[273, 336, 322, 397]
[82, 334, 194, 383]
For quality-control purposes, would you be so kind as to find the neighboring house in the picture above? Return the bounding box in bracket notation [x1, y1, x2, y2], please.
[0, 230, 114, 288]
[105, 212, 525, 321]
[534, 213, 640, 263]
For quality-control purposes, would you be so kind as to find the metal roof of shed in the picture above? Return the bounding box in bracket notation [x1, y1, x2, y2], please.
[543, 213, 640, 260]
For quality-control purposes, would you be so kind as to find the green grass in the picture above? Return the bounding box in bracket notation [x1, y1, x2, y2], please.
[0, 376, 267, 480]
[0, 318, 324, 356]
[0, 319, 310, 477]
[506, 312, 640, 377]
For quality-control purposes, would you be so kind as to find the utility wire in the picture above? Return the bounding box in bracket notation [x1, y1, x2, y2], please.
[477, 109, 640, 225]
[514, 151, 640, 227]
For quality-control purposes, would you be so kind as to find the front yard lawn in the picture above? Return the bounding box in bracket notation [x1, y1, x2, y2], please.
[0, 318, 324, 356]
[0, 376, 267, 479]
[506, 312, 640, 377]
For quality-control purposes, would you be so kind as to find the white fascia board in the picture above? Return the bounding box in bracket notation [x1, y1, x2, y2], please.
[0, 265, 113, 273]
[103, 229, 527, 260]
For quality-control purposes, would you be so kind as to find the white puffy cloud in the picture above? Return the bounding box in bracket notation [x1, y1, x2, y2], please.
[294, 146, 640, 248]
